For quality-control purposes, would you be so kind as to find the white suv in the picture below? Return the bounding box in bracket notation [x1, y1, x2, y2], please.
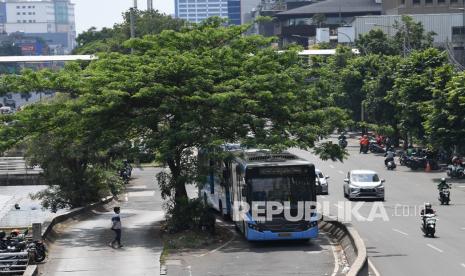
[343, 170, 385, 201]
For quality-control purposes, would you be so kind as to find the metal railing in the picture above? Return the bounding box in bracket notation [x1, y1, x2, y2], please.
[0, 252, 29, 275]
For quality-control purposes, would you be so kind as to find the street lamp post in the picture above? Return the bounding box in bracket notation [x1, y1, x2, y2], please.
[130, 0, 137, 53]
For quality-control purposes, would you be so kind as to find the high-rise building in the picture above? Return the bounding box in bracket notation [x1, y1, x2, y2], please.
[175, 0, 240, 24]
[0, 0, 75, 54]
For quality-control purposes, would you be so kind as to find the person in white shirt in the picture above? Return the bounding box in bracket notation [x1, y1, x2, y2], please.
[109, 206, 123, 248]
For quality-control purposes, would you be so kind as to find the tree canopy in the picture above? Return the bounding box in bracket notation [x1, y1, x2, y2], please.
[1, 18, 348, 211]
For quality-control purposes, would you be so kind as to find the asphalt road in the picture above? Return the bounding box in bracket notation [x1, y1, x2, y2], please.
[41, 167, 164, 276]
[165, 225, 345, 276]
[291, 136, 465, 276]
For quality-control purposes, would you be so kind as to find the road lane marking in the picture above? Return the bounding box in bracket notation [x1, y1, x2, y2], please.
[333, 204, 343, 209]
[392, 228, 408, 236]
[461, 263, 465, 269]
[338, 170, 344, 174]
[427, 244, 444, 253]
[368, 258, 381, 276]
[458, 185, 465, 188]
[330, 165, 335, 169]
[320, 196, 326, 199]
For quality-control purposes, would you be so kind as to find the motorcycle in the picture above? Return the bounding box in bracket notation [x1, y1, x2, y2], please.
[439, 188, 450, 205]
[338, 139, 348, 149]
[421, 214, 437, 237]
[386, 160, 396, 170]
[447, 165, 464, 178]
[369, 142, 385, 153]
[27, 240, 46, 263]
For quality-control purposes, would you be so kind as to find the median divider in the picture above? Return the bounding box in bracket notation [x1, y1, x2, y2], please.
[41, 195, 114, 240]
[320, 217, 368, 276]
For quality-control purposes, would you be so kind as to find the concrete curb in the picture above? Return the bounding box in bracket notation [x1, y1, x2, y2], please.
[41, 195, 114, 239]
[320, 218, 368, 276]
[23, 265, 38, 276]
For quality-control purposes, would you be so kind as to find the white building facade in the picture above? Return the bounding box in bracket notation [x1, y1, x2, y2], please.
[0, 0, 75, 53]
[175, 0, 229, 23]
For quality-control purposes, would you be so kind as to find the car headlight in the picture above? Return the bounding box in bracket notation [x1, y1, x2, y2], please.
[349, 184, 359, 190]
[375, 184, 384, 190]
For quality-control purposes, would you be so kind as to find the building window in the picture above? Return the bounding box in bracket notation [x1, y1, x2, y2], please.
[16, 12, 20, 15]
[437, 0, 445, 3]
[22, 6, 25, 8]
[425, 0, 432, 4]
[451, 0, 458, 3]
[33, 20, 36, 23]
[17, 20, 20, 23]
[453, 26, 465, 35]
[413, 0, 420, 4]
[22, 20, 26, 23]
[22, 12, 26, 15]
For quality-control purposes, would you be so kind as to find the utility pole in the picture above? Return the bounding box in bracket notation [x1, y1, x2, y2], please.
[130, 0, 137, 53]
[147, 0, 153, 11]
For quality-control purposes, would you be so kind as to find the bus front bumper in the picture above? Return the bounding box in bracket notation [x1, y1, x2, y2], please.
[246, 226, 318, 241]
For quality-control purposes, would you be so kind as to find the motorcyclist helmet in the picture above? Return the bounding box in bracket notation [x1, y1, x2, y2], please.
[425, 203, 432, 209]
[441, 177, 446, 182]
[10, 229, 20, 237]
[0, 231, 5, 239]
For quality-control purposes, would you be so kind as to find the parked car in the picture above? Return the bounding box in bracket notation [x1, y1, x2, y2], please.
[316, 169, 329, 195]
[343, 170, 385, 201]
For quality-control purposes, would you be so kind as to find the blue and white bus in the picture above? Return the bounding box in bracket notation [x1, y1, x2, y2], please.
[200, 147, 318, 241]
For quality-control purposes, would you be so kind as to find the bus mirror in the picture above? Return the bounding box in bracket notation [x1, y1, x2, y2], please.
[344, 178, 349, 183]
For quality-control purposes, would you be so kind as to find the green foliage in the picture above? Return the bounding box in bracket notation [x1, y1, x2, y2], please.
[356, 16, 435, 56]
[74, 9, 186, 54]
[163, 198, 214, 233]
[356, 29, 398, 55]
[0, 18, 348, 215]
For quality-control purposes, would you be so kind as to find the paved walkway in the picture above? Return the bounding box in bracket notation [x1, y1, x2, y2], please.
[41, 167, 164, 276]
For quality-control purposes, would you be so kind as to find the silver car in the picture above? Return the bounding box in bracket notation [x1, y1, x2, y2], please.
[316, 169, 329, 195]
[343, 170, 385, 201]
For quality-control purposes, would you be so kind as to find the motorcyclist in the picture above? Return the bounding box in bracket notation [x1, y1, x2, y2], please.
[359, 135, 369, 153]
[437, 178, 451, 190]
[452, 155, 463, 166]
[420, 203, 435, 225]
[338, 133, 347, 141]
[384, 147, 395, 166]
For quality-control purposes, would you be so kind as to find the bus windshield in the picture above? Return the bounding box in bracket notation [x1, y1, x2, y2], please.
[248, 175, 311, 203]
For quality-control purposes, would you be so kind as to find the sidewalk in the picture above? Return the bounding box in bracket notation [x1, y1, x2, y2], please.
[41, 167, 165, 276]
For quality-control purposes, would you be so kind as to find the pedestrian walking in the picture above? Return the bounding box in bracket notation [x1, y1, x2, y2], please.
[109, 206, 123, 248]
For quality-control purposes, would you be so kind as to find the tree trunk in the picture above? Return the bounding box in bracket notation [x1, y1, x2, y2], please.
[167, 156, 188, 201]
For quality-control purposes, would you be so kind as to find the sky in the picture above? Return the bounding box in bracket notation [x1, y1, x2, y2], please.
[72, 0, 175, 35]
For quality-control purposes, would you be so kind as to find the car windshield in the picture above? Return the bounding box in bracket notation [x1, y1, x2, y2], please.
[317, 172, 324, 178]
[351, 173, 379, 182]
[248, 175, 311, 203]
